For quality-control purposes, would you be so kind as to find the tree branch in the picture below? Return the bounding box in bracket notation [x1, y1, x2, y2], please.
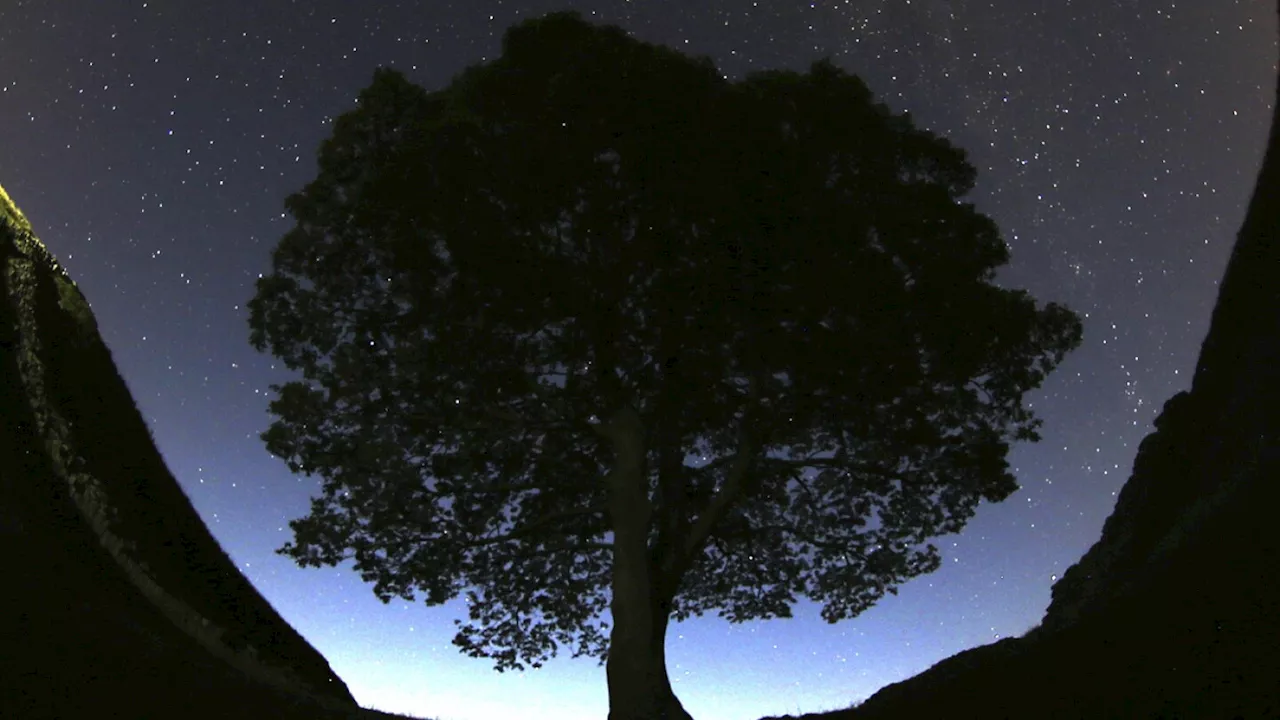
[483, 404, 529, 425]
[497, 540, 615, 564]
[680, 375, 761, 559]
[687, 453, 738, 477]
[757, 455, 904, 482]
[747, 523, 848, 553]
[461, 502, 607, 548]
[477, 400, 576, 430]
[465, 479, 569, 495]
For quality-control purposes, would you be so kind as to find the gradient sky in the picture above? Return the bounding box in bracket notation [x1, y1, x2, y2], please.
[1, 2, 1277, 719]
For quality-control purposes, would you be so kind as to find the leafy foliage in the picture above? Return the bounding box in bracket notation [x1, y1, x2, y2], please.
[247, 10, 1082, 672]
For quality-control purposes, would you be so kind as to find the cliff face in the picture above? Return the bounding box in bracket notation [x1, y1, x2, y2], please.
[1044, 0, 1280, 632]
[1038, 388, 1208, 633]
[760, 6, 1280, 720]
[0, 186, 408, 719]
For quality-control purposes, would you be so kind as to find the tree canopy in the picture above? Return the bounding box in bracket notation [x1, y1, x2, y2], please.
[247, 10, 1082, 719]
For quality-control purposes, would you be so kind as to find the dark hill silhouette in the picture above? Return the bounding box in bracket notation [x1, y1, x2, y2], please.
[0, 185, 427, 719]
[763, 4, 1280, 719]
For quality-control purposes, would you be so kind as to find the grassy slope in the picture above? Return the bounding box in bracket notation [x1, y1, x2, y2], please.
[0, 183, 429, 720]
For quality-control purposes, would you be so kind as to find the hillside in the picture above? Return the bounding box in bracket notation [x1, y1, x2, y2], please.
[762, 6, 1280, 719]
[0, 184, 427, 719]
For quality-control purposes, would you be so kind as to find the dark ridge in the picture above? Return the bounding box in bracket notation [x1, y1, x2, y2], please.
[758, 5, 1280, 719]
[0, 188, 427, 719]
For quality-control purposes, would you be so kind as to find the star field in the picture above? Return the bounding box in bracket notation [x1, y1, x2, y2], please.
[1, 2, 1276, 719]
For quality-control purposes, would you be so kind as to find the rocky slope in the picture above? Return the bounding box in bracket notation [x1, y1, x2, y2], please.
[763, 6, 1280, 720]
[0, 185, 422, 719]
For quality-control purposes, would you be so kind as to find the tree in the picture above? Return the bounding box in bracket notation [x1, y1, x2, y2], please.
[246, 11, 1083, 720]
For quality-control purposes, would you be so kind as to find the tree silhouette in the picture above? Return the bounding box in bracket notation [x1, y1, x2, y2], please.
[246, 11, 1082, 720]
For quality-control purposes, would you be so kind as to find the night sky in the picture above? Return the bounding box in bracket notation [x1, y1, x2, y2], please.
[1, 1, 1276, 719]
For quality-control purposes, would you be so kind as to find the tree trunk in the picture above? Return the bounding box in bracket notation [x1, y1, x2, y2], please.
[605, 592, 692, 720]
[596, 406, 694, 720]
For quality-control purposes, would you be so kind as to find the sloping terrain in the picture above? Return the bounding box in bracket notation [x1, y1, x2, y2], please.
[0, 185, 424, 719]
[762, 8, 1280, 720]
